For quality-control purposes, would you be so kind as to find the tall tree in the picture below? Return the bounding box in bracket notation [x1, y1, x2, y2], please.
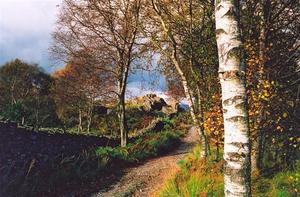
[51, 0, 142, 146]
[143, 0, 218, 157]
[215, 1, 251, 196]
[52, 52, 114, 133]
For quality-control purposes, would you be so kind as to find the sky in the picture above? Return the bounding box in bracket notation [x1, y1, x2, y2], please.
[0, 0, 62, 72]
[0, 0, 166, 96]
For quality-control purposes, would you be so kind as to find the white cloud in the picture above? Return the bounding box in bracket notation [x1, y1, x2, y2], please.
[0, 0, 167, 95]
[0, 0, 61, 34]
[0, 0, 62, 71]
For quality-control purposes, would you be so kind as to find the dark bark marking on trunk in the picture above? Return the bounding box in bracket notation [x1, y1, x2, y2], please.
[226, 115, 247, 122]
[219, 70, 245, 80]
[224, 160, 251, 184]
[235, 101, 246, 110]
[223, 95, 244, 106]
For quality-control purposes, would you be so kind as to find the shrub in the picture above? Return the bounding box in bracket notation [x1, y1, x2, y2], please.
[96, 146, 129, 162]
[95, 130, 182, 163]
[0, 101, 24, 122]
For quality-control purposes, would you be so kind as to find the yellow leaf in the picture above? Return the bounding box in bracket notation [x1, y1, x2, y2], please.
[287, 101, 294, 107]
[283, 112, 288, 118]
[276, 126, 281, 130]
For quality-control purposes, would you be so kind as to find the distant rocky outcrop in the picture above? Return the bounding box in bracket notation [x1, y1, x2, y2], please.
[162, 97, 184, 115]
[127, 94, 184, 115]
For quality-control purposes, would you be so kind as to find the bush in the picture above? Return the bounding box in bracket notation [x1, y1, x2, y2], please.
[95, 130, 182, 163]
[96, 146, 129, 162]
[0, 101, 24, 122]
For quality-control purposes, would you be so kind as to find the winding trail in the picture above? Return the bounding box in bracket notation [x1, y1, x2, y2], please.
[93, 127, 199, 197]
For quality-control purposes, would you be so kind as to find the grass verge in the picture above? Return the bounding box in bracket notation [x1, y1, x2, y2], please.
[159, 145, 300, 197]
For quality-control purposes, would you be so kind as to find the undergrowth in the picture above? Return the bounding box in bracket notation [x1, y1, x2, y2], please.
[159, 145, 300, 197]
[96, 130, 183, 163]
[254, 166, 300, 197]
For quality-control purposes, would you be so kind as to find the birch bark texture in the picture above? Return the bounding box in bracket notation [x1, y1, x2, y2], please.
[215, 1, 251, 196]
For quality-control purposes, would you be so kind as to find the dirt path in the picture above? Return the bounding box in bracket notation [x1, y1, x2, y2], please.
[93, 127, 199, 197]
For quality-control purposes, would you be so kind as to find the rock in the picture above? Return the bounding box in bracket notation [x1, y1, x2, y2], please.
[151, 120, 165, 132]
[142, 94, 167, 112]
[162, 98, 183, 115]
[127, 94, 186, 116]
[127, 94, 167, 112]
[137, 118, 166, 135]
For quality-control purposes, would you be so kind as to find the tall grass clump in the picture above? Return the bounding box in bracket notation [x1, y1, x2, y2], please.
[160, 144, 300, 197]
[159, 145, 224, 197]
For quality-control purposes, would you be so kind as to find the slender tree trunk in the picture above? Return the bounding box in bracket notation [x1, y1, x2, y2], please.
[215, 1, 251, 196]
[119, 94, 127, 147]
[21, 116, 25, 125]
[171, 54, 208, 158]
[10, 78, 17, 104]
[86, 100, 93, 134]
[78, 109, 83, 134]
[87, 114, 91, 134]
[151, 0, 208, 157]
[35, 110, 39, 131]
[196, 85, 210, 156]
[252, 0, 270, 172]
[253, 42, 266, 172]
[118, 63, 129, 147]
[35, 97, 40, 131]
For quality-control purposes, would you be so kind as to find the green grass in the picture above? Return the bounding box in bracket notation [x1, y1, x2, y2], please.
[159, 145, 224, 197]
[159, 145, 300, 197]
[96, 130, 183, 163]
[255, 170, 300, 197]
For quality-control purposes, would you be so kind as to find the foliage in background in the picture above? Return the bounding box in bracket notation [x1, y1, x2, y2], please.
[0, 59, 60, 128]
[254, 169, 300, 197]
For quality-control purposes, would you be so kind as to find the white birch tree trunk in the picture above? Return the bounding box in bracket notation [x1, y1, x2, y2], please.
[215, 1, 251, 196]
[78, 109, 83, 134]
[170, 53, 208, 158]
[151, 1, 208, 157]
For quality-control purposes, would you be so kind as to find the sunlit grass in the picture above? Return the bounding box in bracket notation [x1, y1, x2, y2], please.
[159, 145, 224, 197]
[254, 169, 300, 197]
[159, 145, 300, 197]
